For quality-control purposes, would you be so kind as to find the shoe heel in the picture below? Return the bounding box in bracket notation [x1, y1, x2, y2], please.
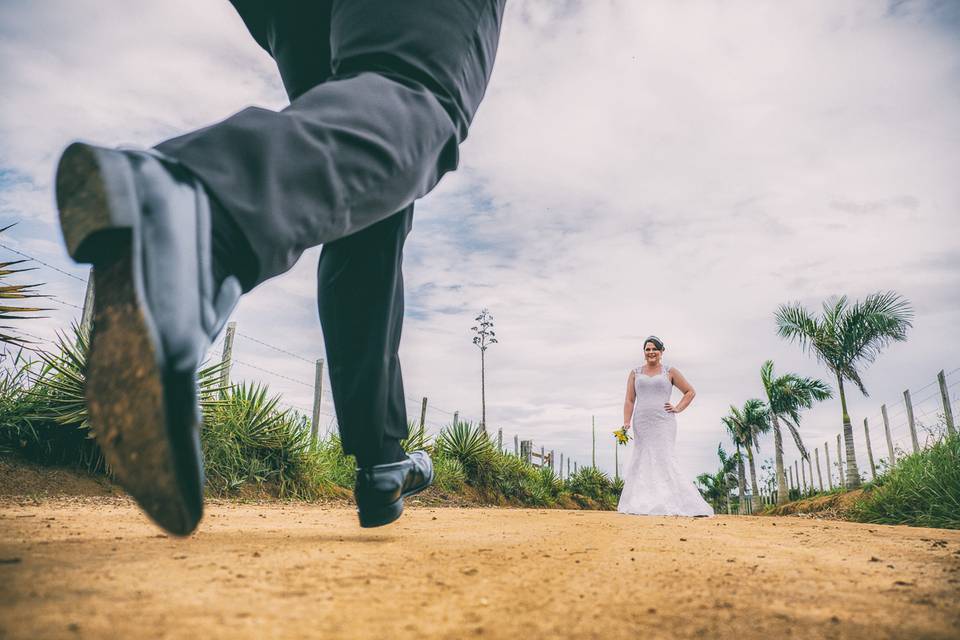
[358, 498, 404, 528]
[56, 142, 139, 264]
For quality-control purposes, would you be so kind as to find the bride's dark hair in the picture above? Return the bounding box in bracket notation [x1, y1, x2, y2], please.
[644, 335, 665, 351]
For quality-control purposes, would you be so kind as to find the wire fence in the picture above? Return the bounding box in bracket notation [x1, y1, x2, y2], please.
[1, 243, 594, 477]
[752, 367, 959, 510]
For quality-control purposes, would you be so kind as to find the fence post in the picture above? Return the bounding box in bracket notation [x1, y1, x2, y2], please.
[540, 445, 545, 466]
[550, 449, 555, 471]
[514, 434, 519, 456]
[453, 411, 459, 428]
[863, 417, 877, 480]
[824, 441, 834, 490]
[836, 433, 845, 489]
[800, 460, 807, 495]
[574, 461, 578, 474]
[80, 269, 95, 335]
[310, 358, 324, 443]
[807, 458, 815, 495]
[591, 415, 596, 468]
[881, 404, 896, 467]
[498, 428, 503, 450]
[815, 447, 824, 491]
[904, 390, 919, 453]
[419, 397, 428, 431]
[567, 457, 570, 477]
[219, 321, 236, 388]
[520, 440, 532, 464]
[939, 370, 956, 437]
[788, 466, 794, 493]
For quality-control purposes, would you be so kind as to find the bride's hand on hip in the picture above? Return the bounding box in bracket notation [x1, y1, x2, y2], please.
[664, 402, 680, 413]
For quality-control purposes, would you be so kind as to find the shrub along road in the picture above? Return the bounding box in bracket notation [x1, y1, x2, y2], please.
[1, 499, 959, 639]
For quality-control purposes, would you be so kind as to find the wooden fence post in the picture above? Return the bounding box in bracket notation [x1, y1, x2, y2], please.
[788, 466, 794, 493]
[310, 358, 324, 443]
[453, 411, 459, 428]
[219, 321, 236, 387]
[514, 434, 519, 456]
[800, 459, 807, 494]
[815, 447, 824, 491]
[939, 370, 956, 437]
[567, 456, 570, 478]
[419, 397, 428, 431]
[574, 461, 578, 474]
[550, 449, 555, 471]
[863, 417, 877, 480]
[824, 441, 834, 491]
[807, 458, 815, 495]
[498, 428, 503, 450]
[881, 404, 896, 467]
[794, 460, 800, 493]
[540, 445, 545, 466]
[904, 390, 919, 453]
[520, 440, 532, 464]
[80, 269, 95, 335]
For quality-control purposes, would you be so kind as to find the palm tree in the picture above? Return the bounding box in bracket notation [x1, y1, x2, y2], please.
[696, 443, 739, 512]
[721, 415, 747, 512]
[760, 360, 831, 504]
[776, 292, 912, 488]
[725, 399, 770, 512]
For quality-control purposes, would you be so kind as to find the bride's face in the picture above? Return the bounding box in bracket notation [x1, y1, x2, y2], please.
[643, 342, 662, 364]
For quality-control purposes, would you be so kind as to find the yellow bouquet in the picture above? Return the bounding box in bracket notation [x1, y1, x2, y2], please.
[613, 426, 630, 445]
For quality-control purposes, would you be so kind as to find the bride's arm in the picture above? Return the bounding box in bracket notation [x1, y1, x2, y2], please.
[665, 368, 696, 413]
[623, 370, 636, 428]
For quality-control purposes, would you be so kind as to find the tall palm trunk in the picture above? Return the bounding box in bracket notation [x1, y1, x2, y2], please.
[480, 349, 486, 434]
[746, 444, 761, 512]
[735, 444, 746, 513]
[836, 375, 861, 488]
[773, 414, 788, 505]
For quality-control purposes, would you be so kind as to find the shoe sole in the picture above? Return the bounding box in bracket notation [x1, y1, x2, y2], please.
[56, 142, 202, 537]
[357, 464, 435, 529]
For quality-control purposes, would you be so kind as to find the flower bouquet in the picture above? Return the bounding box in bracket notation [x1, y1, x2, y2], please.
[613, 426, 630, 445]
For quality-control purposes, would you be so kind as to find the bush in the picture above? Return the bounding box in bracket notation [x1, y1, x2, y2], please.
[435, 421, 497, 485]
[567, 466, 616, 509]
[850, 433, 960, 529]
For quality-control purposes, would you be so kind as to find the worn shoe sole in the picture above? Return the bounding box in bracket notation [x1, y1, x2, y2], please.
[357, 463, 435, 528]
[55, 142, 203, 536]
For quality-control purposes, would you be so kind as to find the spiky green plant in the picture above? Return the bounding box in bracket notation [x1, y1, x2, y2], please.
[433, 454, 467, 493]
[0, 224, 48, 347]
[435, 420, 496, 485]
[566, 465, 615, 508]
[401, 419, 432, 453]
[760, 360, 831, 505]
[776, 292, 913, 488]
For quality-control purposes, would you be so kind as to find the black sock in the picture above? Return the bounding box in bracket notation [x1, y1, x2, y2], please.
[356, 438, 409, 468]
[209, 195, 258, 292]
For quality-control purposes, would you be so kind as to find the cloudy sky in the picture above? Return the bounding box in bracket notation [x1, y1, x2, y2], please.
[2, 0, 958, 487]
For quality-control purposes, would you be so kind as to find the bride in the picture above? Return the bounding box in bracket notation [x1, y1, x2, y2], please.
[617, 336, 713, 516]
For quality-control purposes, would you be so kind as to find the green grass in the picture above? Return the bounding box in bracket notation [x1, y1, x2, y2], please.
[850, 433, 960, 529]
[0, 332, 620, 509]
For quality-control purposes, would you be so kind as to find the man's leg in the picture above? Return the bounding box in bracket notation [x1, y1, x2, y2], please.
[226, 2, 419, 468]
[157, 0, 506, 290]
[316, 207, 413, 467]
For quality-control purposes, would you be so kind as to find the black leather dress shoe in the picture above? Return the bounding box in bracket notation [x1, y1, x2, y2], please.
[55, 142, 241, 536]
[354, 451, 434, 528]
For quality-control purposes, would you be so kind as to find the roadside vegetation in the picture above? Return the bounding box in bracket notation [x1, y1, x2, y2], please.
[0, 326, 620, 509]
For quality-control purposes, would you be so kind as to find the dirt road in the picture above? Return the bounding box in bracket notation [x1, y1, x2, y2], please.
[1, 499, 959, 639]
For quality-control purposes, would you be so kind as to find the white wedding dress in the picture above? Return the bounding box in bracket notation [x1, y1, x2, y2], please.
[617, 365, 714, 516]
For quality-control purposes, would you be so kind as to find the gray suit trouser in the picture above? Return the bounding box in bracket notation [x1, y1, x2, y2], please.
[156, 0, 505, 459]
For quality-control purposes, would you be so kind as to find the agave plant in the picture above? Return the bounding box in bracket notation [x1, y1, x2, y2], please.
[435, 420, 496, 484]
[0, 224, 48, 347]
[401, 419, 432, 453]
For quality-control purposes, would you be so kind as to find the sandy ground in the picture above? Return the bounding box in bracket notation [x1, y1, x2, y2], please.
[1, 499, 959, 640]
